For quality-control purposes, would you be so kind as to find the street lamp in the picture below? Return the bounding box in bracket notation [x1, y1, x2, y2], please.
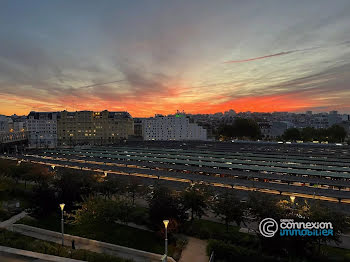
[60, 203, 65, 246]
[290, 195, 296, 204]
[290, 196, 296, 211]
[51, 165, 55, 170]
[163, 220, 169, 262]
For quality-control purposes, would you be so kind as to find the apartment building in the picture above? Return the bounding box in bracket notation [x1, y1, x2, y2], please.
[26, 112, 57, 148]
[133, 118, 144, 137]
[57, 110, 134, 146]
[143, 114, 207, 141]
[0, 115, 9, 133]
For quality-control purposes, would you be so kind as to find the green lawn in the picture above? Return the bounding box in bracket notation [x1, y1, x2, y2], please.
[0, 177, 34, 192]
[0, 177, 35, 211]
[0, 229, 130, 262]
[18, 213, 174, 256]
[0, 178, 34, 221]
[183, 218, 239, 238]
[0, 208, 11, 222]
[320, 245, 350, 261]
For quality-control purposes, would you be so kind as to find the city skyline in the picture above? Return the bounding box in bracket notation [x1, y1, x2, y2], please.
[1, 0, 350, 117]
[2, 108, 348, 119]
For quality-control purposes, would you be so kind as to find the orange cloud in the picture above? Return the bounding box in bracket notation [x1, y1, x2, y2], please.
[0, 91, 332, 117]
[190, 93, 318, 114]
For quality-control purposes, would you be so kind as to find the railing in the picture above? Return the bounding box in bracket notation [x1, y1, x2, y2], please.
[12, 224, 177, 262]
[0, 131, 27, 144]
[209, 251, 214, 262]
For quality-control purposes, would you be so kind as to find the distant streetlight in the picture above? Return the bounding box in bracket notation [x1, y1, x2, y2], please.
[60, 203, 65, 246]
[51, 165, 55, 170]
[290, 195, 296, 204]
[163, 220, 169, 262]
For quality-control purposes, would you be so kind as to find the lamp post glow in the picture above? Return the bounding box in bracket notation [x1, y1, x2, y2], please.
[60, 203, 65, 246]
[163, 220, 169, 262]
[290, 195, 295, 204]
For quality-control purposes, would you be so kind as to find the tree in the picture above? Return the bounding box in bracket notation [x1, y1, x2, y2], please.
[148, 185, 186, 229]
[308, 201, 349, 254]
[126, 177, 146, 205]
[54, 170, 99, 209]
[117, 200, 134, 224]
[233, 118, 261, 139]
[300, 127, 317, 142]
[247, 192, 282, 221]
[327, 125, 347, 142]
[70, 197, 119, 229]
[212, 190, 245, 232]
[248, 193, 350, 259]
[0, 159, 12, 177]
[216, 125, 235, 140]
[298, 125, 347, 143]
[98, 177, 124, 199]
[248, 194, 307, 257]
[282, 128, 301, 141]
[27, 164, 52, 188]
[181, 184, 209, 221]
[8, 163, 28, 184]
[217, 118, 261, 140]
[31, 184, 57, 217]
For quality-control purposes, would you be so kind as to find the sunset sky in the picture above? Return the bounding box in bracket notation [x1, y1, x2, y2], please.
[1, 0, 350, 117]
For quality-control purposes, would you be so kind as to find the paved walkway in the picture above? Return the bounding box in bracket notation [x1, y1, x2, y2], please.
[179, 237, 208, 262]
[0, 211, 26, 229]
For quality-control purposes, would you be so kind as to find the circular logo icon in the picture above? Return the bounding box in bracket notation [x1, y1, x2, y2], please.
[259, 218, 278, 237]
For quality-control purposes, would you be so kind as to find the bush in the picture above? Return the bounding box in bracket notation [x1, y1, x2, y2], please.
[198, 227, 211, 239]
[129, 206, 150, 226]
[222, 231, 259, 249]
[207, 239, 279, 262]
[172, 235, 188, 261]
[207, 239, 257, 261]
[182, 219, 240, 240]
[0, 208, 11, 221]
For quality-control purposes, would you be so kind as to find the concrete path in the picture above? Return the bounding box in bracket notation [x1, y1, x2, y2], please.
[179, 237, 208, 262]
[115, 220, 154, 232]
[0, 211, 27, 229]
[330, 234, 350, 249]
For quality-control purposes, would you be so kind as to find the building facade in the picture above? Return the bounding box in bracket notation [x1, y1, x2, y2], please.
[57, 110, 134, 146]
[269, 121, 295, 138]
[133, 118, 144, 137]
[143, 114, 207, 141]
[26, 112, 58, 148]
[0, 115, 9, 133]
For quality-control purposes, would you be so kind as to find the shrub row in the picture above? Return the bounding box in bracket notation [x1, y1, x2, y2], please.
[206, 239, 282, 262]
